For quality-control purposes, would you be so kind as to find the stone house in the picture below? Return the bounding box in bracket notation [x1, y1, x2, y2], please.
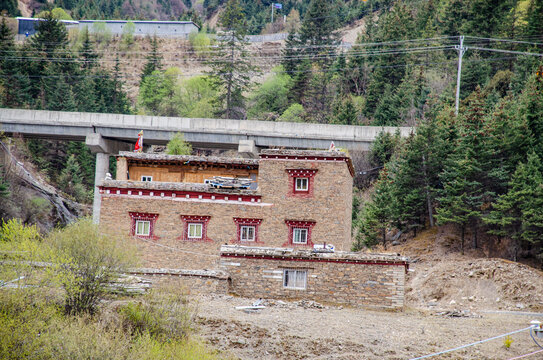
[220, 245, 408, 309]
[99, 149, 354, 270]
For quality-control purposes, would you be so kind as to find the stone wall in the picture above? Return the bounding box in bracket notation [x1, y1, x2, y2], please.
[258, 156, 353, 251]
[99, 151, 354, 269]
[129, 268, 229, 295]
[220, 246, 407, 309]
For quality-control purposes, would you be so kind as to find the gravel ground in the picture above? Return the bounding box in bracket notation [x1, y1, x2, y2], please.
[194, 294, 543, 360]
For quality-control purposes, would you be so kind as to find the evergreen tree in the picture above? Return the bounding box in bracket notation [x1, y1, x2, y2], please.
[79, 26, 98, 71]
[0, 0, 21, 16]
[206, 0, 256, 119]
[281, 29, 300, 75]
[523, 0, 543, 39]
[484, 152, 543, 261]
[298, 0, 340, 66]
[333, 96, 358, 125]
[140, 35, 163, 85]
[360, 166, 397, 249]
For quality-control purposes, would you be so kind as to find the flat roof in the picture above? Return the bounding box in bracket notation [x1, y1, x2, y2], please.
[220, 245, 409, 265]
[16, 17, 79, 24]
[101, 179, 259, 196]
[117, 151, 258, 168]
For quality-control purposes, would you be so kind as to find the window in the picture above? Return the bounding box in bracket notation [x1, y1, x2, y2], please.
[292, 228, 308, 244]
[180, 215, 211, 242]
[240, 226, 255, 241]
[286, 169, 318, 197]
[129, 212, 159, 239]
[284, 220, 315, 247]
[295, 178, 308, 191]
[233, 218, 262, 243]
[188, 223, 203, 239]
[283, 269, 307, 290]
[135, 220, 150, 236]
[141, 176, 153, 182]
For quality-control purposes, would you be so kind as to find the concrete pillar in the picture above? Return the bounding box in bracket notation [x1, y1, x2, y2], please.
[238, 139, 260, 158]
[116, 157, 128, 180]
[85, 133, 131, 224]
[92, 152, 109, 224]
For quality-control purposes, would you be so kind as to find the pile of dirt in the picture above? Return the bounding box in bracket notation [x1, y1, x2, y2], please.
[393, 228, 543, 312]
[406, 257, 543, 311]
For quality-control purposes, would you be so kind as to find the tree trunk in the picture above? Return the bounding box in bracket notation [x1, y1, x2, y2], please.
[472, 222, 478, 249]
[382, 227, 386, 250]
[460, 225, 465, 255]
[422, 154, 434, 227]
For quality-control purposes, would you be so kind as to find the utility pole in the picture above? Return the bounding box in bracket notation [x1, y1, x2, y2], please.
[454, 35, 467, 116]
[271, 3, 274, 24]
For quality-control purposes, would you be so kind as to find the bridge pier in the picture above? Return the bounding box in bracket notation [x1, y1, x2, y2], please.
[238, 140, 261, 158]
[85, 134, 131, 224]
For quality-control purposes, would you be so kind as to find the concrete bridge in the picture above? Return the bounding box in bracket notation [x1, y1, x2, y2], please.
[0, 108, 413, 222]
[0, 108, 412, 152]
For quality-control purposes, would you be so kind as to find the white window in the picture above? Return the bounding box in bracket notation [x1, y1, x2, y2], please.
[135, 220, 150, 236]
[293, 228, 308, 244]
[295, 177, 309, 191]
[283, 269, 307, 290]
[188, 223, 203, 239]
[240, 226, 255, 242]
[141, 176, 153, 182]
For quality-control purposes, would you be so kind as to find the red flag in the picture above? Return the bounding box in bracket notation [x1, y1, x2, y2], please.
[134, 130, 143, 152]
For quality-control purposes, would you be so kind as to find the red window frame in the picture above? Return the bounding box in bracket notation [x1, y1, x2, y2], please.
[233, 218, 262, 243]
[179, 215, 212, 242]
[129, 212, 159, 240]
[284, 220, 316, 247]
[286, 169, 318, 198]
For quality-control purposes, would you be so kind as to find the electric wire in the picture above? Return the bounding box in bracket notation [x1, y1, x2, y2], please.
[506, 349, 543, 360]
[408, 326, 534, 360]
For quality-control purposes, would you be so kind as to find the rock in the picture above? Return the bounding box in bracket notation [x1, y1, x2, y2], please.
[449, 300, 456, 305]
[468, 271, 474, 277]
[516, 303, 525, 309]
[468, 296, 475, 302]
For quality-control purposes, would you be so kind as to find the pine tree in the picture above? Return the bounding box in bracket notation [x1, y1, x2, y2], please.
[281, 29, 299, 75]
[436, 88, 504, 252]
[298, 0, 340, 67]
[334, 96, 358, 125]
[362, 166, 398, 249]
[79, 26, 98, 71]
[140, 35, 163, 85]
[484, 152, 543, 261]
[206, 0, 257, 119]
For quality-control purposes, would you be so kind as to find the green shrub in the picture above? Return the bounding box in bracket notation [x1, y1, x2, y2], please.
[120, 286, 195, 341]
[278, 103, 305, 123]
[166, 133, 192, 155]
[189, 31, 212, 57]
[46, 218, 136, 315]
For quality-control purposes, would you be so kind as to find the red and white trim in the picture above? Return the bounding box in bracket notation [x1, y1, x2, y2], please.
[284, 220, 316, 247]
[233, 218, 262, 243]
[260, 154, 354, 177]
[179, 215, 211, 242]
[100, 187, 262, 204]
[286, 169, 317, 198]
[129, 212, 159, 239]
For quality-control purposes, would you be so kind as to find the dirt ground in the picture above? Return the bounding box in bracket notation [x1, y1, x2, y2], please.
[194, 294, 542, 360]
[191, 228, 543, 359]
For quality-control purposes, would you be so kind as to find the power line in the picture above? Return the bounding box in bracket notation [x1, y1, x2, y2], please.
[506, 349, 543, 360]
